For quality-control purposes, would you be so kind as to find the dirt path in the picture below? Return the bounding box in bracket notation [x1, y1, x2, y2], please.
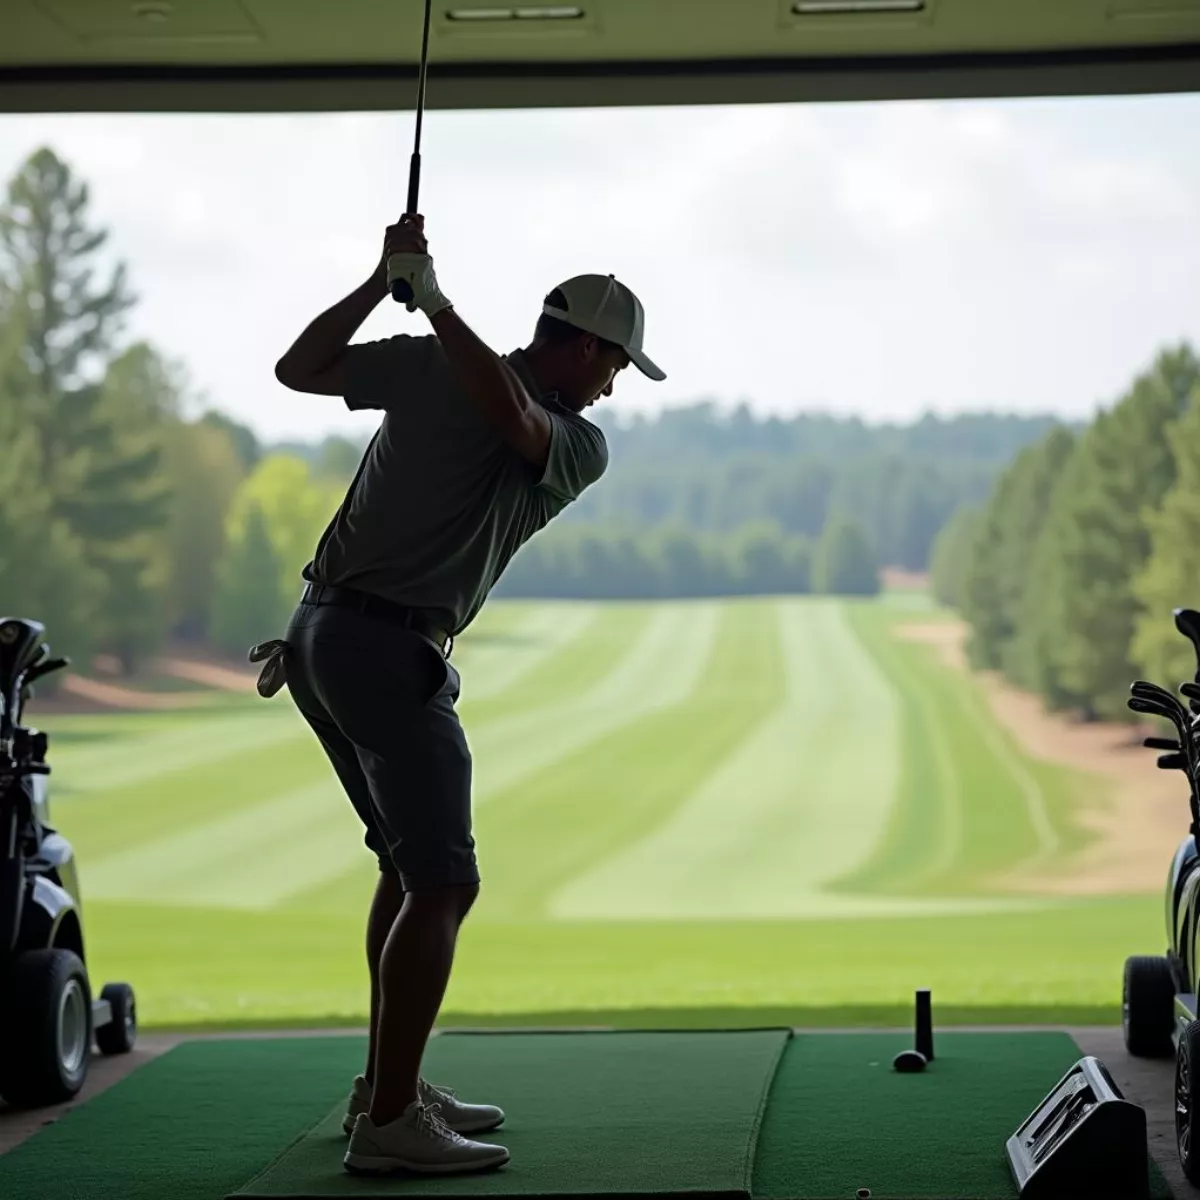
[896, 621, 1185, 895]
[59, 675, 215, 711]
[158, 657, 258, 693]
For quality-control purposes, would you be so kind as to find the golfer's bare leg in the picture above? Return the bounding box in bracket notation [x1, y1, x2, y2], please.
[369, 883, 479, 1127]
[364, 871, 406, 1087]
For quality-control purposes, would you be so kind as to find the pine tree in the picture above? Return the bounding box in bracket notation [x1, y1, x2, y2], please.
[0, 148, 177, 671]
[929, 505, 982, 610]
[211, 503, 284, 656]
[1027, 346, 1200, 718]
[164, 419, 248, 641]
[0, 322, 101, 667]
[1132, 383, 1200, 690]
[960, 425, 1075, 672]
[813, 515, 880, 596]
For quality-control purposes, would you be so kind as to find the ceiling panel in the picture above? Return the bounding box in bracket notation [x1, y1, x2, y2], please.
[2, 0, 1199, 112]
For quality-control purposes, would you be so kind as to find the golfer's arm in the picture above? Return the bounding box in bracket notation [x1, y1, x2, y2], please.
[275, 274, 388, 395]
[429, 307, 550, 465]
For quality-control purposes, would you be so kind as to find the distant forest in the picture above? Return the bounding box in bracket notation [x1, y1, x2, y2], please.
[0, 141, 1077, 673]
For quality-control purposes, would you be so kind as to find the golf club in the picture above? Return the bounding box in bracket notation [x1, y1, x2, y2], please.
[389, 0, 434, 307]
[1129, 692, 1189, 729]
[1131, 680, 1186, 710]
[1145, 736, 1182, 752]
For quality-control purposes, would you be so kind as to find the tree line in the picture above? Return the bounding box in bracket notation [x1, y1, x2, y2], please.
[931, 343, 1200, 721]
[493, 516, 880, 601]
[0, 143, 1064, 675]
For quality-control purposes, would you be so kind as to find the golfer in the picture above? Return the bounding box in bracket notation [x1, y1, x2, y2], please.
[272, 214, 664, 1176]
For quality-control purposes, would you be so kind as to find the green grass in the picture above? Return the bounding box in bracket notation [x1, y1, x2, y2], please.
[33, 596, 1171, 1029]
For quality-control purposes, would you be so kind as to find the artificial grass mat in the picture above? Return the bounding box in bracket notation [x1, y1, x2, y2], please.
[753, 1031, 1173, 1200]
[0, 1029, 1176, 1200]
[234, 1030, 787, 1198]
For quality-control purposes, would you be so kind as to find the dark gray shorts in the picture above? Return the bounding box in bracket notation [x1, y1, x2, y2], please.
[283, 599, 479, 891]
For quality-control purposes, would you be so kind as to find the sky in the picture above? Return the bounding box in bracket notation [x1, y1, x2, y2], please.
[0, 92, 1197, 443]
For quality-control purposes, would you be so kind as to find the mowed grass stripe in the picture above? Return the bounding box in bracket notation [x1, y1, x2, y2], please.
[451, 603, 600, 704]
[49, 703, 305, 799]
[459, 603, 651, 725]
[81, 778, 363, 907]
[470, 600, 778, 921]
[550, 599, 903, 920]
[53, 728, 333, 865]
[467, 602, 720, 803]
[286, 602, 717, 914]
[831, 606, 1081, 896]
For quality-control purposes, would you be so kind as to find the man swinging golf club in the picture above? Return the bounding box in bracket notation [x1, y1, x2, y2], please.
[272, 214, 664, 1176]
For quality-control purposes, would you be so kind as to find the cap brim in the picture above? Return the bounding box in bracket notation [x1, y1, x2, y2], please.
[628, 347, 666, 382]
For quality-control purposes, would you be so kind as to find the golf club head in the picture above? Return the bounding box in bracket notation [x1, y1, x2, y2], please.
[1175, 609, 1200, 674]
[1131, 680, 1185, 708]
[1158, 753, 1188, 771]
[1128, 695, 1189, 736]
[1145, 736, 1182, 752]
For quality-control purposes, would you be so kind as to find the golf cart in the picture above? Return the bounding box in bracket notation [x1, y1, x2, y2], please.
[0, 615, 136, 1108]
[1122, 608, 1200, 1183]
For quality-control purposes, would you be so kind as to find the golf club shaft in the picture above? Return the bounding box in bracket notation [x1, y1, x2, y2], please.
[392, 0, 433, 305]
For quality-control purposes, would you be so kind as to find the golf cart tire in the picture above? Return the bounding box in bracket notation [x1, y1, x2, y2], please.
[1179, 1019, 1200, 1184]
[1123, 954, 1176, 1057]
[0, 948, 92, 1107]
[95, 982, 137, 1055]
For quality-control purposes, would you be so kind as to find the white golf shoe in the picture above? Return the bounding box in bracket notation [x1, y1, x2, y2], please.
[343, 1102, 510, 1176]
[343, 1074, 505, 1135]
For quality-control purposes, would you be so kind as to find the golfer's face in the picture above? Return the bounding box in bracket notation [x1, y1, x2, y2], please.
[586, 349, 630, 407]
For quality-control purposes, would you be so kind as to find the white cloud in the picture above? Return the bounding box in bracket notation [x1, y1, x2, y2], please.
[0, 93, 1196, 441]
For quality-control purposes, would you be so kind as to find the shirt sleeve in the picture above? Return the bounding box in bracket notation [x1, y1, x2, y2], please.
[343, 334, 438, 411]
[537, 411, 609, 503]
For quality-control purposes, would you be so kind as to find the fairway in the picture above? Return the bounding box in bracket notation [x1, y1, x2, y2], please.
[37, 596, 1151, 1028]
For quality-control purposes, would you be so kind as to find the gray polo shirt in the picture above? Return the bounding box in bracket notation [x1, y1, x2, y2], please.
[308, 334, 607, 636]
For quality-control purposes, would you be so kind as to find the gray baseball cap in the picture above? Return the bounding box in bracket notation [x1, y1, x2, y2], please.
[543, 274, 666, 382]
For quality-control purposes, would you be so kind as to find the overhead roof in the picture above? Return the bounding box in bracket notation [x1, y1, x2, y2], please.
[4, 0, 1200, 113]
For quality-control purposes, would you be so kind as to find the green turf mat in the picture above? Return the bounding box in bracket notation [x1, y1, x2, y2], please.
[751, 1031, 1173, 1200]
[231, 1029, 791, 1198]
[0, 1036, 367, 1200]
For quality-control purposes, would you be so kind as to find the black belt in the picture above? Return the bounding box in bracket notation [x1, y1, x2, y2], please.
[301, 582, 453, 657]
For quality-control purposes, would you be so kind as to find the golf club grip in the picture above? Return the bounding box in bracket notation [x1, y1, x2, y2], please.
[390, 153, 423, 305]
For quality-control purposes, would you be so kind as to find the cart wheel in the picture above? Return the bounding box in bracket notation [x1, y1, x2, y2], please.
[0, 948, 92, 1107]
[95, 983, 137, 1055]
[1123, 954, 1176, 1057]
[1178, 1019, 1200, 1184]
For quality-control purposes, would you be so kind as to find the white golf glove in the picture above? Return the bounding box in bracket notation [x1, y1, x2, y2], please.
[386, 252, 453, 317]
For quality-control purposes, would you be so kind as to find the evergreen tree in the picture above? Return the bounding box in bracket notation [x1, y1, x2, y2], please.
[929, 505, 982, 610]
[0, 325, 101, 669]
[199, 410, 261, 473]
[211, 503, 284, 656]
[961, 425, 1075, 674]
[0, 149, 177, 671]
[75, 342, 179, 670]
[1132, 383, 1200, 690]
[812, 516, 880, 596]
[1025, 346, 1199, 718]
[165, 418, 248, 641]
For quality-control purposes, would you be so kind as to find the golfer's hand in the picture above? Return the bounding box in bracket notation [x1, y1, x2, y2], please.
[383, 214, 452, 317]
